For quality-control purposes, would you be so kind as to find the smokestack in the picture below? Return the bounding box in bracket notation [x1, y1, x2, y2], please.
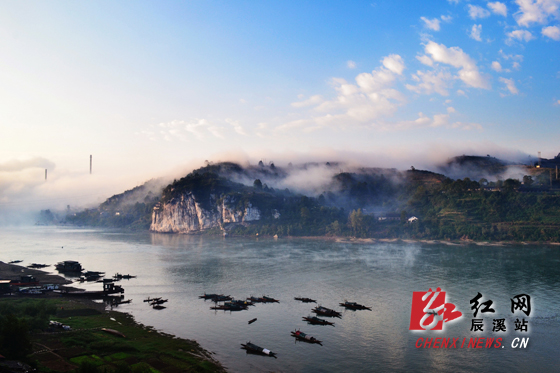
[90, 155, 92, 174]
[538, 151, 541, 167]
[45, 169, 47, 181]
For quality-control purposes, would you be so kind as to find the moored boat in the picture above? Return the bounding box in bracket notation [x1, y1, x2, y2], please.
[339, 301, 372, 310]
[312, 306, 342, 318]
[302, 316, 335, 326]
[240, 342, 277, 358]
[55, 261, 82, 272]
[291, 329, 323, 345]
[294, 297, 316, 303]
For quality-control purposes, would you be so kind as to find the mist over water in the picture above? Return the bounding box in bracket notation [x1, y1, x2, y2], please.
[2, 227, 559, 372]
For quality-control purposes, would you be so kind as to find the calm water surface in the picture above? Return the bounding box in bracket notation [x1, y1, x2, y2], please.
[1, 226, 559, 372]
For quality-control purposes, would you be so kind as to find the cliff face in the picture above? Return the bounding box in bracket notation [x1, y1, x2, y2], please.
[150, 193, 262, 233]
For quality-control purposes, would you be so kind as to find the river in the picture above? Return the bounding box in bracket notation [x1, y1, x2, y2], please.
[1, 226, 559, 372]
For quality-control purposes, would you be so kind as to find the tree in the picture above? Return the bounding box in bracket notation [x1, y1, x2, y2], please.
[523, 175, 533, 186]
[253, 179, 263, 189]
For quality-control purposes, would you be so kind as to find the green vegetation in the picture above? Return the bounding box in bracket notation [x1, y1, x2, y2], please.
[0, 298, 224, 373]
[66, 160, 560, 243]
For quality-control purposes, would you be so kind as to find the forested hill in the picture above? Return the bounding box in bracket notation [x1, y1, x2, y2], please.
[65, 159, 560, 242]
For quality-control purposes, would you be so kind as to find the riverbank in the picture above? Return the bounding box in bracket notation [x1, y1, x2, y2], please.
[0, 262, 226, 372]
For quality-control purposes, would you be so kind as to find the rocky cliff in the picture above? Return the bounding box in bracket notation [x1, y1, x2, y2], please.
[150, 192, 262, 233]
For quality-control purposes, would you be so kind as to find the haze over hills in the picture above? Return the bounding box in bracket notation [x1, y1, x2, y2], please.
[60, 152, 560, 242]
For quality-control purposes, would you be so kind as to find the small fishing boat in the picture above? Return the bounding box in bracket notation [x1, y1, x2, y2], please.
[114, 273, 136, 280]
[211, 302, 247, 311]
[261, 295, 279, 303]
[144, 297, 162, 303]
[8, 260, 23, 264]
[55, 261, 81, 272]
[294, 297, 317, 303]
[302, 316, 335, 326]
[248, 318, 257, 324]
[291, 329, 323, 345]
[199, 293, 219, 300]
[152, 304, 166, 310]
[247, 296, 265, 303]
[150, 299, 168, 306]
[240, 342, 277, 358]
[339, 301, 372, 310]
[28, 263, 50, 269]
[312, 306, 342, 318]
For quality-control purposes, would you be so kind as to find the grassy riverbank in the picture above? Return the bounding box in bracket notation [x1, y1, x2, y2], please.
[0, 297, 225, 373]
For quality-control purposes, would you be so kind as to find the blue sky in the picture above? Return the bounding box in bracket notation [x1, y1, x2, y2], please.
[1, 0, 560, 210]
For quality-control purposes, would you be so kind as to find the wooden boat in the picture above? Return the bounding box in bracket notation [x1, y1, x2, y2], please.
[199, 293, 219, 300]
[114, 273, 136, 280]
[261, 295, 279, 303]
[8, 260, 23, 264]
[291, 330, 323, 345]
[152, 304, 166, 310]
[150, 299, 168, 306]
[55, 261, 81, 272]
[144, 297, 162, 303]
[240, 342, 277, 358]
[312, 306, 342, 318]
[339, 301, 372, 310]
[28, 263, 50, 269]
[211, 302, 247, 311]
[248, 318, 257, 324]
[302, 316, 335, 326]
[247, 296, 265, 303]
[294, 297, 316, 303]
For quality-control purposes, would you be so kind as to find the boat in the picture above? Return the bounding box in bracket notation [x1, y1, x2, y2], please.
[114, 273, 136, 280]
[8, 260, 23, 264]
[152, 304, 166, 310]
[302, 316, 335, 326]
[100, 328, 126, 338]
[144, 297, 162, 303]
[248, 318, 257, 324]
[294, 297, 317, 303]
[199, 293, 219, 300]
[211, 302, 247, 311]
[339, 301, 372, 311]
[150, 299, 168, 306]
[240, 342, 277, 358]
[291, 330, 323, 346]
[55, 261, 82, 272]
[28, 263, 50, 269]
[261, 295, 279, 303]
[199, 293, 232, 302]
[56, 281, 124, 298]
[247, 296, 265, 303]
[312, 306, 342, 318]
[230, 299, 254, 306]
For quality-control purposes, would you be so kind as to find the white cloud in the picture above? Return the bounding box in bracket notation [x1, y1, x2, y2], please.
[514, 0, 560, 27]
[512, 61, 521, 70]
[382, 54, 406, 75]
[448, 0, 460, 4]
[457, 89, 467, 96]
[421, 17, 441, 31]
[416, 54, 434, 66]
[488, 2, 508, 17]
[347, 60, 357, 69]
[491, 61, 503, 72]
[542, 25, 560, 40]
[470, 24, 483, 41]
[225, 118, 248, 136]
[468, 5, 491, 19]
[557, 99, 560, 105]
[291, 95, 324, 108]
[424, 41, 491, 89]
[499, 50, 524, 61]
[499, 77, 519, 94]
[279, 54, 408, 131]
[441, 15, 453, 22]
[507, 29, 535, 42]
[447, 106, 456, 113]
[406, 69, 454, 96]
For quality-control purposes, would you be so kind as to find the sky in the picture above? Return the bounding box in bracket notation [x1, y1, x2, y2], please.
[1, 0, 559, 215]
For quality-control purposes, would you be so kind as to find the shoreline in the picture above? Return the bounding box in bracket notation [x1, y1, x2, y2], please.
[0, 262, 226, 372]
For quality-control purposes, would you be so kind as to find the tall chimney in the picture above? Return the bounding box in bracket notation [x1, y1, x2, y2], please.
[538, 151, 541, 167]
[90, 155, 92, 174]
[45, 169, 47, 181]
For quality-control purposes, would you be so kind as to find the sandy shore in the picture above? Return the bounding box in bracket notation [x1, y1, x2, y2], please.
[0, 261, 73, 285]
